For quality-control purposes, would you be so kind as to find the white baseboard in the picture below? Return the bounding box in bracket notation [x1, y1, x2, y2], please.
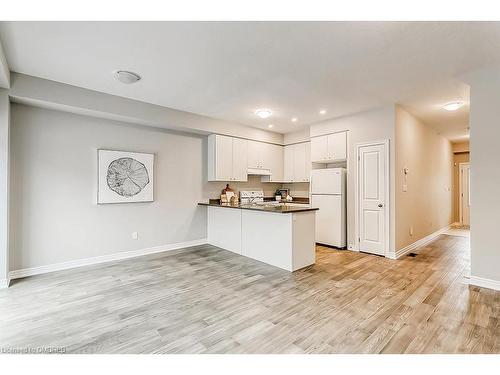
[9, 238, 208, 280]
[395, 223, 456, 259]
[469, 276, 500, 291]
[0, 277, 10, 289]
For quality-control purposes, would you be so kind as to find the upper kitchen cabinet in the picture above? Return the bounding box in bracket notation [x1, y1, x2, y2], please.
[260, 143, 284, 182]
[247, 140, 265, 169]
[208, 134, 248, 182]
[310, 131, 347, 163]
[248, 140, 284, 182]
[284, 142, 311, 183]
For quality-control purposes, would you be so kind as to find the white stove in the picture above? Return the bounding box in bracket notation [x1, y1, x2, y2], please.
[239, 190, 264, 204]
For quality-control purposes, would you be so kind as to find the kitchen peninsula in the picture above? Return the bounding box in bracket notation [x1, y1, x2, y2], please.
[198, 201, 318, 271]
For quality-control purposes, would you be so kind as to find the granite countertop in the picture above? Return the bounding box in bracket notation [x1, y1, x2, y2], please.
[198, 201, 318, 214]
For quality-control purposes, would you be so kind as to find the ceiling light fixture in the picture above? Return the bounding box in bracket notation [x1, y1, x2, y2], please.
[291, 117, 298, 122]
[319, 110, 327, 115]
[442, 101, 464, 111]
[268, 124, 274, 128]
[113, 70, 142, 84]
[255, 109, 272, 119]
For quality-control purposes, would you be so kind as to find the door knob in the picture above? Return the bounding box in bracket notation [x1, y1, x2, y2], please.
[378, 203, 384, 208]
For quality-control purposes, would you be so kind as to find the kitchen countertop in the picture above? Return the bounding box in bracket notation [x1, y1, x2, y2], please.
[198, 201, 318, 214]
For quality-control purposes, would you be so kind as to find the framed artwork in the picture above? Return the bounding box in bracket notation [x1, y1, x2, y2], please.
[97, 149, 154, 204]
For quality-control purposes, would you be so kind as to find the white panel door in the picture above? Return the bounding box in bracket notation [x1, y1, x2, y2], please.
[232, 137, 248, 181]
[311, 135, 328, 162]
[460, 163, 470, 226]
[312, 194, 343, 247]
[284, 145, 294, 182]
[216, 135, 233, 181]
[358, 143, 386, 256]
[327, 132, 347, 161]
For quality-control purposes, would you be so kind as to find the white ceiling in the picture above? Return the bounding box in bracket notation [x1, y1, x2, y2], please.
[1, 22, 499, 140]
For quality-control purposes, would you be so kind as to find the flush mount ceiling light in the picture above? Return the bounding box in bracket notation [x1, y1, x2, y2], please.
[255, 109, 272, 119]
[442, 101, 464, 111]
[319, 109, 327, 115]
[113, 70, 142, 84]
[268, 124, 274, 128]
[291, 117, 298, 122]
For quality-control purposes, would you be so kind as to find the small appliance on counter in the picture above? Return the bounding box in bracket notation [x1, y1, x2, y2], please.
[278, 189, 289, 200]
[221, 184, 237, 204]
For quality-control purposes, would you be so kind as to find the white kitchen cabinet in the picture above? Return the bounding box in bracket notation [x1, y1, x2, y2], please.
[208, 134, 248, 182]
[283, 142, 311, 183]
[327, 132, 347, 161]
[232, 137, 249, 181]
[311, 135, 328, 163]
[248, 140, 279, 173]
[206, 205, 316, 271]
[284, 145, 294, 182]
[247, 140, 264, 169]
[260, 143, 284, 182]
[207, 206, 242, 254]
[310, 131, 347, 163]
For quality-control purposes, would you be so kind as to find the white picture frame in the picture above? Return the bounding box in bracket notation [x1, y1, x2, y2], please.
[97, 149, 154, 204]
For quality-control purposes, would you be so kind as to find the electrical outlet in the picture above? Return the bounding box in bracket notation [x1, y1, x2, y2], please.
[132, 232, 138, 240]
[402, 184, 408, 192]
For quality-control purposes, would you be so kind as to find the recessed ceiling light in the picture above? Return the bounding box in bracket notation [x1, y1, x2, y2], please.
[113, 70, 141, 84]
[442, 101, 464, 111]
[319, 110, 327, 115]
[268, 124, 274, 128]
[255, 109, 272, 119]
[291, 117, 298, 122]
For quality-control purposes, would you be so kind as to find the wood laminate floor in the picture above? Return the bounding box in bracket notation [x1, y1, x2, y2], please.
[0, 233, 498, 354]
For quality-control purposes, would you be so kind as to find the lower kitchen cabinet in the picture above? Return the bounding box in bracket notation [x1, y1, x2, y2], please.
[207, 206, 242, 254]
[206, 206, 316, 271]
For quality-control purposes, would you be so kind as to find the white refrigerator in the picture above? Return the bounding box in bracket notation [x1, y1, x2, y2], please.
[310, 168, 346, 248]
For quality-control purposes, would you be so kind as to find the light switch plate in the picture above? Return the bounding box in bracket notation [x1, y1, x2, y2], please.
[402, 184, 408, 192]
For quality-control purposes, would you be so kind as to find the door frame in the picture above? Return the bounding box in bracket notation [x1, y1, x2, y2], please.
[355, 139, 390, 257]
[459, 162, 471, 226]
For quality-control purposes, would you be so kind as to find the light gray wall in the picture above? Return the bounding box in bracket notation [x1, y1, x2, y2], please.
[464, 69, 500, 283]
[0, 90, 9, 284]
[0, 41, 9, 89]
[310, 106, 396, 254]
[9, 104, 281, 271]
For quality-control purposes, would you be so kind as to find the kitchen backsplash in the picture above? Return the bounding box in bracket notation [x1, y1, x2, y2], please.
[283, 182, 310, 198]
[204, 176, 309, 200]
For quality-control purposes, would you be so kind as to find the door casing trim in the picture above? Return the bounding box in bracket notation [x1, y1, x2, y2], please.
[459, 162, 471, 226]
[355, 139, 390, 257]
